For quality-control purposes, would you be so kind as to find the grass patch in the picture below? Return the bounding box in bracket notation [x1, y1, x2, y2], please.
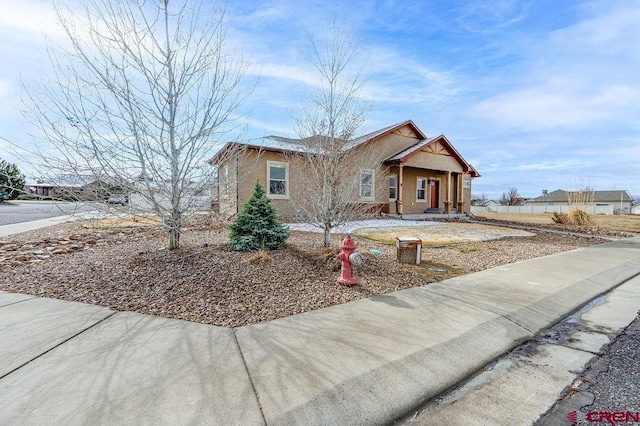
[85, 216, 162, 229]
[476, 212, 640, 233]
[352, 226, 471, 246]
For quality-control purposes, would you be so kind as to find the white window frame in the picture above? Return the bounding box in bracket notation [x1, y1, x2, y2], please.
[267, 161, 289, 199]
[389, 174, 397, 201]
[359, 169, 375, 201]
[416, 177, 427, 202]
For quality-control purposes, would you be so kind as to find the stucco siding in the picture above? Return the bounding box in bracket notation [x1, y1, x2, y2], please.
[403, 151, 463, 172]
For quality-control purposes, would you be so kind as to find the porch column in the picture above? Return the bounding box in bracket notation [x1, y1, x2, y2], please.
[398, 164, 404, 216]
[444, 171, 452, 213]
[457, 173, 465, 213]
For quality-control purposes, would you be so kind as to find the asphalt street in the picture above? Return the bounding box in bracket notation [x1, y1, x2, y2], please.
[537, 314, 640, 425]
[583, 317, 640, 414]
[0, 201, 96, 226]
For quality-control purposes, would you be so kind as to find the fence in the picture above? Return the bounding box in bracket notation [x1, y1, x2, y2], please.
[471, 205, 615, 215]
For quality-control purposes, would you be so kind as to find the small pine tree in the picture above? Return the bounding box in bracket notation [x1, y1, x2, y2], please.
[229, 180, 289, 251]
[0, 160, 26, 202]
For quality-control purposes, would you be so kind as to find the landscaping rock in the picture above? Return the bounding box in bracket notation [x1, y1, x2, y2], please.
[0, 219, 607, 328]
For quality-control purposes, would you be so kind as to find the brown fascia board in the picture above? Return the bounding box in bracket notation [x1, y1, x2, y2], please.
[209, 142, 303, 165]
[385, 134, 481, 177]
[209, 142, 234, 165]
[347, 119, 427, 152]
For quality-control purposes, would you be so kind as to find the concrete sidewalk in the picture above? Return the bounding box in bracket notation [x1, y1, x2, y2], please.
[1, 237, 639, 425]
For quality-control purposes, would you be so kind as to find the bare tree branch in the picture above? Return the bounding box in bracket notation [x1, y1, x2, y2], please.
[16, 0, 251, 249]
[287, 19, 380, 247]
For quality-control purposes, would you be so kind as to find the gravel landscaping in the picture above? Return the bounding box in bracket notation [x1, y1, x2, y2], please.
[0, 217, 608, 327]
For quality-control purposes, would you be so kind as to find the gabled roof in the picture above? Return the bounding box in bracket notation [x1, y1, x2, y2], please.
[529, 189, 634, 203]
[343, 120, 426, 150]
[385, 134, 480, 177]
[210, 120, 426, 164]
[210, 120, 480, 178]
[28, 174, 95, 188]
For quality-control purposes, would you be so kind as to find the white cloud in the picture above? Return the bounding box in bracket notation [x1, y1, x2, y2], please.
[455, 0, 532, 33]
[0, 0, 60, 37]
[471, 84, 639, 130]
[465, 2, 640, 131]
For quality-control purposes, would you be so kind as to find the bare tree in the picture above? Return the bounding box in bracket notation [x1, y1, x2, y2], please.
[287, 19, 378, 247]
[19, 0, 250, 249]
[471, 193, 486, 206]
[500, 187, 521, 206]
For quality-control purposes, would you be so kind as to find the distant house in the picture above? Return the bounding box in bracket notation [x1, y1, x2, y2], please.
[527, 189, 634, 214]
[632, 203, 640, 215]
[477, 199, 500, 208]
[210, 120, 480, 218]
[27, 174, 115, 201]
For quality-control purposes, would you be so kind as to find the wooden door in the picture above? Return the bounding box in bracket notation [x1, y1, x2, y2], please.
[429, 181, 439, 209]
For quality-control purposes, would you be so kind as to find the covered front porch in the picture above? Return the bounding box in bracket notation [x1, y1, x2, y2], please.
[387, 164, 468, 216]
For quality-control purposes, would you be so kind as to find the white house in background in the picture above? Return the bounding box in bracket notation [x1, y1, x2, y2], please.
[476, 199, 500, 208]
[527, 189, 634, 214]
[632, 203, 640, 215]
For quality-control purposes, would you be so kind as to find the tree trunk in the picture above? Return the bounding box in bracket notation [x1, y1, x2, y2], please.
[168, 212, 182, 250]
[324, 225, 331, 247]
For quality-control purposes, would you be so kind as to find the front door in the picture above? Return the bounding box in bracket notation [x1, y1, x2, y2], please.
[429, 180, 439, 209]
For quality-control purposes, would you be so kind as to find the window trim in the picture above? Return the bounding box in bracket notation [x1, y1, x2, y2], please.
[389, 174, 397, 201]
[416, 177, 428, 202]
[267, 161, 289, 199]
[359, 169, 375, 201]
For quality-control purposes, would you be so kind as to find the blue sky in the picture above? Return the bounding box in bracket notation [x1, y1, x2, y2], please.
[1, 0, 639, 199]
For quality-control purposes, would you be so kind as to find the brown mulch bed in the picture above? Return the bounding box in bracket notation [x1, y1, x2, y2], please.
[0, 219, 609, 327]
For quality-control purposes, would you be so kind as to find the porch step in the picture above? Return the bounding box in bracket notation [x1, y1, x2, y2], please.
[424, 208, 444, 214]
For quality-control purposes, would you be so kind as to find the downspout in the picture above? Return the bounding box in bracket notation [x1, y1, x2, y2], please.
[236, 153, 240, 214]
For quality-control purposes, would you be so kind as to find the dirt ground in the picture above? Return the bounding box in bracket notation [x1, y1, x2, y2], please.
[473, 212, 640, 235]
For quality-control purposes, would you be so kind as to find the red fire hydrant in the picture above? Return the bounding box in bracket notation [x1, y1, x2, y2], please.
[337, 235, 363, 286]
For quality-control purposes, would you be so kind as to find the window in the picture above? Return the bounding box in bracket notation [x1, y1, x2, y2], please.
[417, 178, 427, 201]
[360, 169, 374, 200]
[267, 161, 288, 198]
[389, 174, 397, 200]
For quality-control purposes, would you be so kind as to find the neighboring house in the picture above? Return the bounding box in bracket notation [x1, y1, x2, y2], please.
[527, 189, 634, 214]
[27, 175, 90, 198]
[478, 199, 500, 208]
[27, 174, 117, 201]
[210, 120, 479, 218]
[632, 203, 640, 215]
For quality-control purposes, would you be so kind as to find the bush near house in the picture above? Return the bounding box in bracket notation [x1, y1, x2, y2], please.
[229, 181, 289, 251]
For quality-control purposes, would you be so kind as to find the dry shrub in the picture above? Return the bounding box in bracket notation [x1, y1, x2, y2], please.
[308, 247, 341, 263]
[552, 209, 596, 227]
[568, 208, 596, 227]
[244, 250, 270, 264]
[552, 211, 569, 224]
